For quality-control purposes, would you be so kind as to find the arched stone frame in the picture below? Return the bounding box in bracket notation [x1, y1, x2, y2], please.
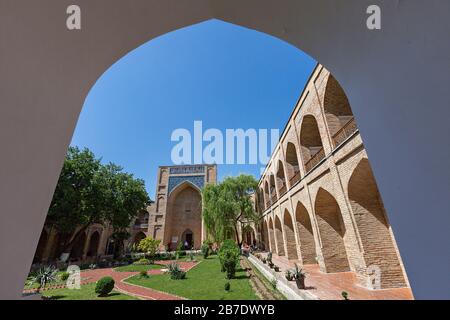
[314, 187, 350, 273]
[299, 114, 325, 173]
[282, 209, 298, 260]
[295, 201, 318, 265]
[274, 215, 285, 256]
[284, 141, 301, 188]
[347, 159, 407, 289]
[165, 181, 203, 250]
[275, 160, 288, 197]
[322, 74, 355, 147]
[1, 0, 449, 300]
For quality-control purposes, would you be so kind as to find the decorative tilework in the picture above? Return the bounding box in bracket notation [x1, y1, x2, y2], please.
[169, 166, 205, 174]
[168, 175, 204, 194]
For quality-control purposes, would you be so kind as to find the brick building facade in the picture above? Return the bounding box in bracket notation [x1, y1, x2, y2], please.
[147, 165, 217, 251]
[254, 64, 410, 290]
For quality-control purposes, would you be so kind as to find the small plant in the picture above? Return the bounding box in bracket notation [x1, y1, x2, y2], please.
[218, 240, 240, 279]
[168, 262, 186, 280]
[274, 265, 280, 272]
[255, 253, 262, 260]
[224, 282, 231, 291]
[201, 242, 210, 259]
[262, 258, 267, 264]
[285, 269, 294, 281]
[133, 258, 151, 265]
[267, 252, 273, 265]
[95, 276, 115, 297]
[270, 278, 277, 290]
[292, 263, 306, 289]
[139, 270, 149, 279]
[188, 250, 196, 262]
[89, 263, 97, 270]
[342, 291, 349, 300]
[60, 271, 70, 282]
[175, 242, 184, 260]
[30, 266, 58, 292]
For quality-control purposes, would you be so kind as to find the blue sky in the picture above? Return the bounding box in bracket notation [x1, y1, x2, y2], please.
[71, 19, 316, 199]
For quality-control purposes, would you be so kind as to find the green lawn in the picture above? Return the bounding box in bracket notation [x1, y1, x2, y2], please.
[41, 283, 138, 300]
[125, 255, 259, 300]
[114, 264, 163, 272]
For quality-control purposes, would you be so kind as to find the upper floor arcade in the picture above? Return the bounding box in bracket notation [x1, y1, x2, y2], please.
[256, 65, 359, 213]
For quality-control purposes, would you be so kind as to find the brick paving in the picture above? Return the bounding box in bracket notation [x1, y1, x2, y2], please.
[24, 260, 198, 300]
[266, 253, 414, 300]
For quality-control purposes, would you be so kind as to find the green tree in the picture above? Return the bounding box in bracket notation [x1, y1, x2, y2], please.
[202, 174, 258, 246]
[137, 237, 161, 260]
[46, 146, 150, 257]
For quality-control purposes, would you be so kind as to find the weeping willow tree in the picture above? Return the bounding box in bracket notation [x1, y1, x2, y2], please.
[202, 174, 258, 246]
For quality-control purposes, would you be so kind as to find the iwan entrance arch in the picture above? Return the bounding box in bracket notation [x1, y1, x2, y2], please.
[0, 0, 449, 299]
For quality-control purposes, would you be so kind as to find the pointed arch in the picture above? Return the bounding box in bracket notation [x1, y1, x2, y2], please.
[269, 174, 277, 202]
[71, 232, 87, 260]
[264, 181, 270, 209]
[295, 201, 317, 264]
[323, 75, 357, 147]
[133, 231, 147, 245]
[348, 159, 407, 288]
[285, 142, 301, 187]
[87, 231, 101, 257]
[283, 210, 298, 260]
[300, 115, 325, 173]
[276, 160, 287, 196]
[268, 218, 276, 253]
[315, 188, 350, 273]
[166, 181, 202, 250]
[274, 216, 285, 256]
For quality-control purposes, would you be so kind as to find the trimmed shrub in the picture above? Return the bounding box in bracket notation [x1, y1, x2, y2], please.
[60, 272, 70, 282]
[224, 282, 231, 291]
[95, 277, 115, 297]
[133, 258, 151, 265]
[201, 243, 210, 259]
[218, 240, 240, 279]
[139, 270, 149, 279]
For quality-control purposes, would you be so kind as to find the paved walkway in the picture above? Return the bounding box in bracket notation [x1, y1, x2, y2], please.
[265, 253, 414, 300]
[25, 260, 198, 300]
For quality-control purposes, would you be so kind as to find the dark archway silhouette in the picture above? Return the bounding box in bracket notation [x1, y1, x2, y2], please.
[87, 231, 100, 257]
[71, 232, 87, 260]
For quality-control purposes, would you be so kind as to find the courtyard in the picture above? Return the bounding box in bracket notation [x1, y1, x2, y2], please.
[26, 254, 277, 300]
